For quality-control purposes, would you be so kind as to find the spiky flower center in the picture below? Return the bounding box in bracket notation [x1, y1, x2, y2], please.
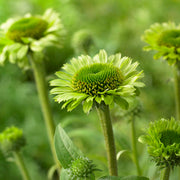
[157, 29, 180, 47]
[160, 130, 180, 147]
[72, 63, 123, 96]
[68, 157, 95, 179]
[7, 17, 48, 42]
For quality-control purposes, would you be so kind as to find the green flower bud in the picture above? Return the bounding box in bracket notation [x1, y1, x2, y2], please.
[67, 156, 97, 180]
[71, 29, 94, 54]
[0, 126, 26, 154]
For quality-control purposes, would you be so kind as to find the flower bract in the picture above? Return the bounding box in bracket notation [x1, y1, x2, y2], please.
[142, 22, 180, 66]
[0, 9, 65, 68]
[50, 50, 144, 113]
[139, 117, 180, 169]
[0, 126, 25, 154]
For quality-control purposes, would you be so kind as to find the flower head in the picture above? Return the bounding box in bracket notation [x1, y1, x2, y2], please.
[0, 126, 25, 154]
[71, 29, 95, 54]
[142, 22, 180, 66]
[139, 117, 180, 169]
[0, 9, 65, 68]
[50, 50, 144, 113]
[67, 156, 97, 180]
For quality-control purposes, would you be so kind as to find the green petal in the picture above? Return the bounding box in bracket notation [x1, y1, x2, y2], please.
[83, 97, 94, 113]
[98, 49, 107, 63]
[17, 45, 28, 59]
[114, 96, 129, 109]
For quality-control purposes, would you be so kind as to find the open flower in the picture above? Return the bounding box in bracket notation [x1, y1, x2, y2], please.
[0, 126, 25, 154]
[50, 50, 144, 113]
[142, 22, 180, 66]
[139, 117, 180, 169]
[0, 9, 65, 68]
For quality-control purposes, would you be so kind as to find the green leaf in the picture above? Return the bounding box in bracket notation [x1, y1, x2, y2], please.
[98, 176, 121, 180]
[54, 124, 83, 168]
[120, 176, 149, 180]
[116, 150, 129, 161]
[138, 135, 148, 144]
[114, 96, 129, 110]
[60, 168, 70, 180]
[98, 176, 149, 180]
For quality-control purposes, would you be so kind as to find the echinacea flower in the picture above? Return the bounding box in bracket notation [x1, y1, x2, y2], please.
[71, 29, 95, 55]
[67, 156, 97, 180]
[50, 50, 144, 113]
[0, 9, 65, 68]
[142, 22, 180, 66]
[0, 126, 25, 154]
[139, 117, 180, 169]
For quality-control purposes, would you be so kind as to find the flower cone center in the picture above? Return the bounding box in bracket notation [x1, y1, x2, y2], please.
[7, 17, 48, 42]
[72, 63, 123, 96]
[157, 30, 180, 47]
[160, 130, 180, 146]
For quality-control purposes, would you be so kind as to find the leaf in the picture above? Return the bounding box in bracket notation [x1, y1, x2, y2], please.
[98, 176, 149, 180]
[138, 135, 148, 144]
[114, 96, 129, 110]
[47, 164, 59, 180]
[116, 150, 129, 161]
[98, 176, 121, 180]
[60, 168, 70, 180]
[54, 124, 83, 169]
[120, 176, 149, 180]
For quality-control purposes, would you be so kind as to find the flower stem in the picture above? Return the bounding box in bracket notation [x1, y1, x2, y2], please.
[174, 66, 180, 121]
[27, 54, 58, 167]
[13, 151, 31, 180]
[160, 166, 170, 180]
[131, 118, 141, 175]
[95, 102, 118, 176]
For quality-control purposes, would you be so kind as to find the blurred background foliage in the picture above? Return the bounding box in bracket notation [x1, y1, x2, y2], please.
[0, 0, 179, 179]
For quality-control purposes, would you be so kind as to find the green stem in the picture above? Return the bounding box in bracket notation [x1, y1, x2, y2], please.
[174, 66, 180, 121]
[27, 54, 58, 166]
[160, 166, 170, 180]
[131, 118, 141, 175]
[13, 151, 31, 180]
[95, 102, 118, 176]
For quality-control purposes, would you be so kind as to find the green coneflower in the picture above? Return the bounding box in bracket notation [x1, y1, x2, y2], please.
[50, 49, 144, 113]
[67, 156, 97, 180]
[0, 8, 65, 69]
[142, 22, 180, 123]
[0, 126, 25, 154]
[142, 22, 180, 66]
[50, 49, 144, 176]
[139, 117, 180, 180]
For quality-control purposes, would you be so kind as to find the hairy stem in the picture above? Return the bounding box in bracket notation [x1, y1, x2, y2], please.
[96, 102, 118, 176]
[27, 54, 58, 167]
[13, 151, 31, 180]
[174, 66, 180, 121]
[131, 118, 141, 175]
[160, 166, 170, 180]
